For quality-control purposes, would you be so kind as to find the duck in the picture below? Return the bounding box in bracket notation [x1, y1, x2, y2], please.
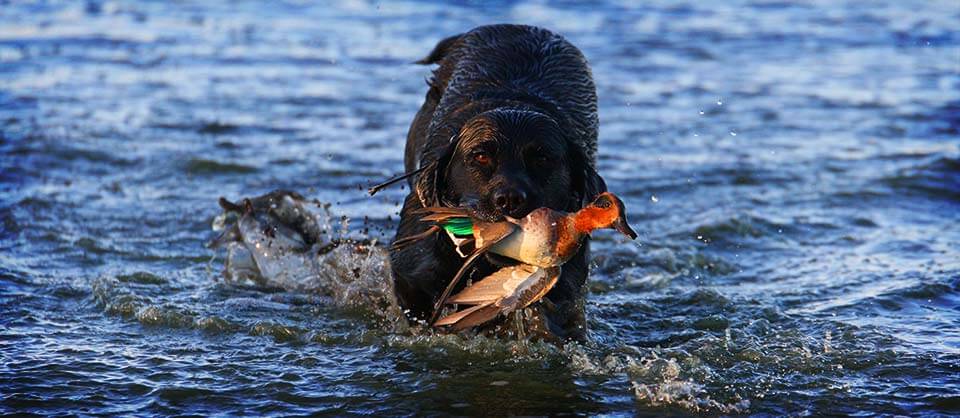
[398, 192, 637, 329]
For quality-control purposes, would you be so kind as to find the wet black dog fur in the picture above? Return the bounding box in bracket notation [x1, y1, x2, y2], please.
[390, 24, 606, 342]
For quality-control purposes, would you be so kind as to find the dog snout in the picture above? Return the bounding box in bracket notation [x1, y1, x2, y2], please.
[493, 187, 528, 217]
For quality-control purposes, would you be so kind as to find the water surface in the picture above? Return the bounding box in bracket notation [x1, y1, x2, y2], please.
[2, 0, 959, 415]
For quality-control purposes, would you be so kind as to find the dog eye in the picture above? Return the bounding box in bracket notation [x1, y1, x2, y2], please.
[526, 150, 551, 167]
[472, 152, 491, 166]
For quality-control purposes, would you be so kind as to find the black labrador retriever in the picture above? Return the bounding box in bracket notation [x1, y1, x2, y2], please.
[387, 24, 606, 342]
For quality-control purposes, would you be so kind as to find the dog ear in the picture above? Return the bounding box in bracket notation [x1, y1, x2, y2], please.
[569, 144, 606, 207]
[414, 136, 459, 207]
[414, 33, 463, 65]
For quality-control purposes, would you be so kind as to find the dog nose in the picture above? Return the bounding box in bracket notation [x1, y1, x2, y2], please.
[493, 188, 527, 216]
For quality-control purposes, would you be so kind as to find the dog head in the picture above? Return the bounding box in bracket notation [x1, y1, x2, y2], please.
[418, 108, 605, 221]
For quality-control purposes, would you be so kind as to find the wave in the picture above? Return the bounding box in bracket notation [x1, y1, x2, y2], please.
[880, 156, 960, 201]
[184, 158, 258, 175]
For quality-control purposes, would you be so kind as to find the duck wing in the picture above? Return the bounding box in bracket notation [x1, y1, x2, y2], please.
[433, 302, 501, 331]
[450, 265, 561, 308]
[448, 264, 541, 305]
[425, 216, 518, 325]
[388, 225, 441, 251]
[417, 206, 473, 222]
[514, 266, 561, 309]
[417, 207, 516, 245]
[427, 243, 492, 325]
[391, 206, 474, 251]
[435, 265, 561, 330]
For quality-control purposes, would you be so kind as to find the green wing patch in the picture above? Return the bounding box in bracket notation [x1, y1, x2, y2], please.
[442, 217, 474, 237]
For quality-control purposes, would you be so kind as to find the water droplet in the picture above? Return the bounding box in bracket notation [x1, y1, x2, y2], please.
[729, 131, 737, 136]
[650, 195, 659, 203]
[698, 110, 704, 115]
[716, 99, 723, 105]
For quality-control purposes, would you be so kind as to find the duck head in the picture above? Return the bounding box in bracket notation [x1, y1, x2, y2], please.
[573, 192, 637, 239]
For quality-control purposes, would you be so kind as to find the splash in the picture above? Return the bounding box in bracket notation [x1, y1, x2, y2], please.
[208, 190, 406, 330]
[201, 191, 756, 413]
[564, 342, 752, 413]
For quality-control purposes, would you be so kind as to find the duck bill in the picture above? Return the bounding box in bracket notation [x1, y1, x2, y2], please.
[613, 217, 637, 240]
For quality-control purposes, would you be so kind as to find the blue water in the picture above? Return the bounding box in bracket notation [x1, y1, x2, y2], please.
[2, 0, 958, 415]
